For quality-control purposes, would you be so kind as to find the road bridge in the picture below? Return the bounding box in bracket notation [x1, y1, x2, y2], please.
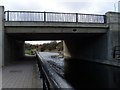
[0, 6, 120, 67]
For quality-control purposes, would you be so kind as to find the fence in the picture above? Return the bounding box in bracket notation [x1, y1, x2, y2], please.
[5, 11, 105, 23]
[36, 52, 73, 89]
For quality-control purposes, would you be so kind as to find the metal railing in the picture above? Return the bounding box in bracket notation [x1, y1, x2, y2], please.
[36, 52, 73, 89]
[5, 11, 105, 23]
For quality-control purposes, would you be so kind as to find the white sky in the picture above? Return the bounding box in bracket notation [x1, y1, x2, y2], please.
[0, 0, 119, 44]
[0, 0, 119, 13]
[25, 40, 61, 45]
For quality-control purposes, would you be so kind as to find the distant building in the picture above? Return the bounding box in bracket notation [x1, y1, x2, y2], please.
[118, 1, 120, 12]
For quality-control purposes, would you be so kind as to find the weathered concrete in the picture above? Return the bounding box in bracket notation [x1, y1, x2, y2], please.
[5, 22, 108, 33]
[106, 12, 120, 60]
[63, 12, 120, 61]
[4, 36, 25, 65]
[63, 33, 108, 60]
[0, 6, 4, 67]
[63, 12, 120, 87]
[5, 21, 107, 27]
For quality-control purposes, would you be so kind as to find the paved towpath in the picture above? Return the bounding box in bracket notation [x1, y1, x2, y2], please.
[2, 57, 42, 88]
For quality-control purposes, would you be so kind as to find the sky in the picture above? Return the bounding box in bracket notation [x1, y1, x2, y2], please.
[25, 40, 61, 45]
[0, 0, 120, 44]
[0, 0, 119, 13]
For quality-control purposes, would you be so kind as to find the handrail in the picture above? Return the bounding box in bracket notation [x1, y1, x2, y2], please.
[4, 11, 105, 23]
[36, 52, 74, 89]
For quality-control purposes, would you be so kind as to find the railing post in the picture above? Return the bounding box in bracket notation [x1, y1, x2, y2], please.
[44, 11, 46, 22]
[76, 13, 78, 23]
[7, 11, 9, 21]
[104, 15, 106, 23]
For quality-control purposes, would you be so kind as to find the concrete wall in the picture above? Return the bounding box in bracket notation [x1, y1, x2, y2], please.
[5, 22, 107, 34]
[0, 6, 4, 67]
[106, 12, 120, 60]
[64, 33, 108, 61]
[4, 34, 25, 65]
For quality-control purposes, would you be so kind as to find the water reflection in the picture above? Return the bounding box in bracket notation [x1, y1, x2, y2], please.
[64, 58, 120, 89]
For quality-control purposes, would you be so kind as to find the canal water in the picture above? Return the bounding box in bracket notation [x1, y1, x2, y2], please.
[64, 59, 120, 89]
[47, 53, 120, 89]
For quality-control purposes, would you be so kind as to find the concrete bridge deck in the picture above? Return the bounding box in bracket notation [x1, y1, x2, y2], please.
[5, 22, 108, 34]
[2, 56, 42, 88]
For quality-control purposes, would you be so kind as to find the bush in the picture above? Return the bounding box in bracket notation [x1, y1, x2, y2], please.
[25, 50, 34, 55]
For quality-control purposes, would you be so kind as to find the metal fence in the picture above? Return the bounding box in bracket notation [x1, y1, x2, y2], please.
[5, 11, 105, 23]
[36, 52, 73, 89]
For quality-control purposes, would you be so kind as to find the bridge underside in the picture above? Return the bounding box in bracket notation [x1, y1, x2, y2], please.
[4, 32, 108, 65]
[3, 21, 109, 65]
[6, 33, 104, 40]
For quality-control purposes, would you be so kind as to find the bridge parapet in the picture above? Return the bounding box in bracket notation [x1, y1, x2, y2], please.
[5, 11, 105, 23]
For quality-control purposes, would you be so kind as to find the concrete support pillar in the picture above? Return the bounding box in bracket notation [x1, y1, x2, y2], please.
[106, 12, 120, 60]
[0, 6, 4, 67]
[63, 41, 72, 59]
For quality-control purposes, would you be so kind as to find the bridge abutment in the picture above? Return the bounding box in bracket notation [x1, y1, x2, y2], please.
[0, 6, 25, 66]
[106, 12, 120, 60]
[4, 35, 25, 65]
[63, 12, 120, 88]
[63, 33, 108, 61]
[63, 12, 120, 61]
[0, 6, 4, 67]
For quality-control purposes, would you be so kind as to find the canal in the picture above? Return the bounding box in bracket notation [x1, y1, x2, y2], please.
[64, 59, 120, 89]
[38, 52, 120, 89]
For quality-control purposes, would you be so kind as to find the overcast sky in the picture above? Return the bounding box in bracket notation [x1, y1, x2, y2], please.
[0, 0, 120, 13]
[0, 0, 119, 44]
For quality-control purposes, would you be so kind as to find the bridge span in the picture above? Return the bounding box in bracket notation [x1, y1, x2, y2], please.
[0, 6, 120, 68]
[0, 6, 120, 89]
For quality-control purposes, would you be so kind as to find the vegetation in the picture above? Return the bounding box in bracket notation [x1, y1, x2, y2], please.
[25, 41, 63, 55]
[40, 41, 63, 52]
[25, 50, 34, 55]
